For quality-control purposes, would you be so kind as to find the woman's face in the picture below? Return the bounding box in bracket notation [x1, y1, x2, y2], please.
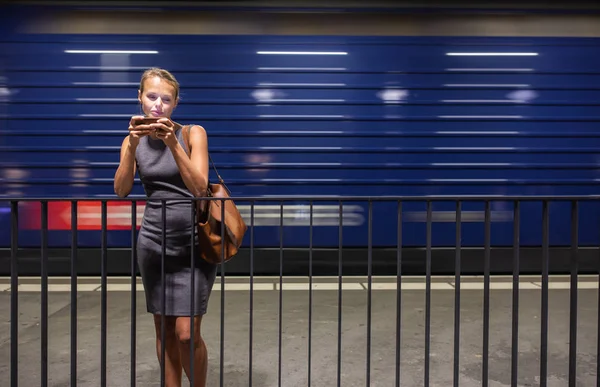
[138, 76, 178, 119]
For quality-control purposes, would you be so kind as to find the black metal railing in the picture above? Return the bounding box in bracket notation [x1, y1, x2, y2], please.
[3, 195, 600, 387]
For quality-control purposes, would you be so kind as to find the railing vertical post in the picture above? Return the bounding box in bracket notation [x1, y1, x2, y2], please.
[189, 199, 195, 387]
[41, 200, 48, 387]
[70, 201, 78, 387]
[453, 201, 462, 387]
[396, 200, 402, 387]
[249, 201, 255, 387]
[569, 200, 578, 387]
[308, 201, 313, 387]
[220, 198, 226, 387]
[511, 200, 520, 387]
[541, 201, 549, 387]
[366, 199, 373, 387]
[425, 201, 432, 387]
[10, 201, 19, 387]
[597, 209, 600, 387]
[130, 200, 137, 387]
[160, 200, 166, 387]
[337, 201, 343, 387]
[278, 201, 283, 387]
[101, 200, 108, 387]
[483, 201, 491, 387]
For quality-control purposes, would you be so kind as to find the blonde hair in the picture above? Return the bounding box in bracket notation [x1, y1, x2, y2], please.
[139, 67, 180, 101]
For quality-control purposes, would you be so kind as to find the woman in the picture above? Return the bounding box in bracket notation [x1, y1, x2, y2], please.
[114, 67, 217, 387]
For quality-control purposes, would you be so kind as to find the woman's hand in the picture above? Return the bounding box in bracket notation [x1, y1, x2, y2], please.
[151, 118, 179, 148]
[128, 115, 154, 147]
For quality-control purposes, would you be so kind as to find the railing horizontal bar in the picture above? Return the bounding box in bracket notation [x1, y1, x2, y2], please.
[3, 195, 600, 202]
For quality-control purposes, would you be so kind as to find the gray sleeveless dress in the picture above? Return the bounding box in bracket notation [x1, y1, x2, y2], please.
[135, 127, 217, 316]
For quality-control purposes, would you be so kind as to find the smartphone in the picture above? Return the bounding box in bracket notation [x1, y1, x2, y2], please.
[135, 116, 161, 125]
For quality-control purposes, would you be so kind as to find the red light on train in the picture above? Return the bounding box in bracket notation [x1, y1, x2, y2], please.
[19, 201, 145, 231]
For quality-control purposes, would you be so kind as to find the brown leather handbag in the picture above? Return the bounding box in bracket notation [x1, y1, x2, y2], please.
[182, 124, 247, 264]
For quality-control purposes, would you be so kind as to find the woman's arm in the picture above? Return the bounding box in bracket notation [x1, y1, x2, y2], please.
[168, 125, 209, 197]
[114, 116, 155, 197]
[113, 136, 137, 198]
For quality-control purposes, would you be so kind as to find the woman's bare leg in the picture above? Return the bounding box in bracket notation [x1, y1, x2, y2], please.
[176, 316, 208, 387]
[153, 315, 183, 387]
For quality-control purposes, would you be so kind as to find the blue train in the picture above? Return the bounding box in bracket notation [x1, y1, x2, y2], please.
[1, 4, 600, 276]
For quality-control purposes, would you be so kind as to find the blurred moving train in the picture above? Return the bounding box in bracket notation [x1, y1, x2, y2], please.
[1, 3, 600, 276]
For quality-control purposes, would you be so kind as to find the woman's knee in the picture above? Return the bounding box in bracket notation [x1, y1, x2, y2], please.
[175, 316, 202, 346]
[153, 315, 177, 338]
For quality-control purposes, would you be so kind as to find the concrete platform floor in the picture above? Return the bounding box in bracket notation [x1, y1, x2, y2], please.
[0, 275, 598, 386]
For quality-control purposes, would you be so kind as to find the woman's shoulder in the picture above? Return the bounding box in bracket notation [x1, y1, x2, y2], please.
[186, 123, 207, 136]
[182, 123, 207, 141]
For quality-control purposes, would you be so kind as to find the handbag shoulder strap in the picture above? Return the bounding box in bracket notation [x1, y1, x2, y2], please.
[182, 124, 225, 185]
